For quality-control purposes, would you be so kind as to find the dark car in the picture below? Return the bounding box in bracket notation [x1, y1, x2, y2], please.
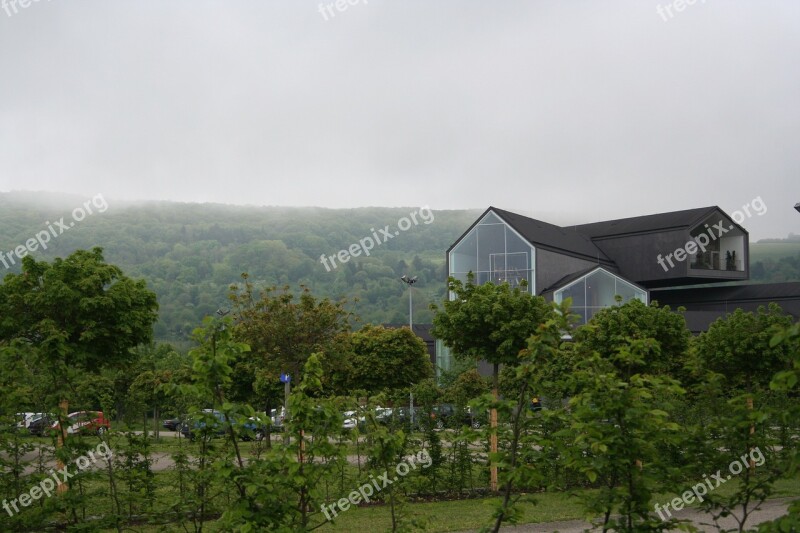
[28, 414, 56, 436]
[181, 410, 265, 441]
[430, 404, 486, 430]
[162, 418, 183, 431]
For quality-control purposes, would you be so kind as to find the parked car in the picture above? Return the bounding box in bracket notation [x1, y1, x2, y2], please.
[28, 413, 56, 436]
[180, 409, 265, 441]
[162, 417, 183, 431]
[374, 407, 393, 424]
[15, 412, 37, 429]
[342, 410, 365, 430]
[50, 411, 110, 436]
[430, 404, 486, 430]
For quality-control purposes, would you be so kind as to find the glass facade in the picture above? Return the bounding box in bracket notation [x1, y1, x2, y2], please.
[553, 268, 647, 324]
[435, 339, 452, 378]
[448, 211, 535, 293]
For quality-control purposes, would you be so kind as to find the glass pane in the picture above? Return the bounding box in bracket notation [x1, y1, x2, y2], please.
[480, 212, 504, 225]
[477, 224, 505, 272]
[614, 279, 646, 303]
[450, 229, 477, 274]
[505, 228, 530, 254]
[586, 270, 616, 308]
[556, 279, 585, 307]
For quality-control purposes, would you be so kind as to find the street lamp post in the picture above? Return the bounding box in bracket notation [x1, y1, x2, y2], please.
[399, 275, 417, 329]
[399, 275, 418, 427]
[794, 202, 799, 213]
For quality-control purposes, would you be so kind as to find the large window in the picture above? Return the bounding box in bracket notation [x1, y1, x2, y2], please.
[553, 268, 647, 324]
[689, 215, 746, 272]
[449, 211, 535, 293]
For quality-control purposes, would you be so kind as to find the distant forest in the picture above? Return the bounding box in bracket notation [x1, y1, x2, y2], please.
[0, 192, 481, 344]
[1, 192, 798, 345]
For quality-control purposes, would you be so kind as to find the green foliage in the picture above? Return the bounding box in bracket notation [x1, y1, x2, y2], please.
[693, 303, 794, 392]
[444, 368, 490, 407]
[576, 298, 691, 378]
[0, 248, 159, 399]
[230, 276, 353, 396]
[481, 300, 575, 533]
[0, 193, 481, 342]
[561, 337, 686, 532]
[347, 324, 434, 394]
[431, 275, 553, 368]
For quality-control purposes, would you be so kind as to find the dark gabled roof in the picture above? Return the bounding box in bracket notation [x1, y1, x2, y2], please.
[572, 206, 721, 239]
[539, 265, 647, 298]
[489, 207, 614, 264]
[538, 266, 606, 296]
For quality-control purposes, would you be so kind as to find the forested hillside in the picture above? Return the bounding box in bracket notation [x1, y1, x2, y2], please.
[0, 192, 481, 343]
[3, 192, 798, 346]
[751, 236, 800, 283]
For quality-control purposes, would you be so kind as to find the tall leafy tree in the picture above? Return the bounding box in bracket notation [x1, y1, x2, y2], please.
[687, 304, 795, 531]
[229, 274, 353, 397]
[345, 324, 433, 394]
[0, 247, 158, 494]
[431, 274, 553, 491]
[563, 337, 685, 532]
[0, 247, 158, 415]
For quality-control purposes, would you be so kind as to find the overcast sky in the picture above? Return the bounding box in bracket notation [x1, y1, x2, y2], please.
[1, 1, 798, 239]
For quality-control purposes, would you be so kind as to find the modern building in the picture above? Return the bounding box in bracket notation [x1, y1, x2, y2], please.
[436, 206, 800, 373]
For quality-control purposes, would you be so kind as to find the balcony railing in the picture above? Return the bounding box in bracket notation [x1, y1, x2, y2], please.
[690, 251, 744, 272]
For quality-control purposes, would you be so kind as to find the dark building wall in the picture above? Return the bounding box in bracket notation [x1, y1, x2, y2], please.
[536, 248, 599, 294]
[651, 282, 800, 333]
[591, 228, 692, 285]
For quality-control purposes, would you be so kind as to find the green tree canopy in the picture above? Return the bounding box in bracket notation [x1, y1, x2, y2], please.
[431, 275, 553, 370]
[574, 298, 691, 378]
[0, 247, 159, 398]
[229, 275, 353, 395]
[345, 324, 433, 394]
[693, 303, 794, 391]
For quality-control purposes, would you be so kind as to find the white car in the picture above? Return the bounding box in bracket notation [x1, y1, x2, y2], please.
[15, 412, 39, 429]
[342, 410, 364, 430]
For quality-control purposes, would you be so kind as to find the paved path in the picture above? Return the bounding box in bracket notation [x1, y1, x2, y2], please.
[460, 498, 794, 532]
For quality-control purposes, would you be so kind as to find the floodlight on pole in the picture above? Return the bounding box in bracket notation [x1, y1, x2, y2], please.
[399, 275, 418, 329]
[795, 203, 800, 213]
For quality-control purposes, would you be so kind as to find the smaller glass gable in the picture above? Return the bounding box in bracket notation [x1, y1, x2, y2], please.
[553, 268, 647, 324]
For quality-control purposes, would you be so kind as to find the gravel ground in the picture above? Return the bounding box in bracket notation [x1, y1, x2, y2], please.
[460, 497, 795, 532]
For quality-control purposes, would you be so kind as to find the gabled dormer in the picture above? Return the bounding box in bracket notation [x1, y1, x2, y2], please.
[574, 207, 748, 288]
